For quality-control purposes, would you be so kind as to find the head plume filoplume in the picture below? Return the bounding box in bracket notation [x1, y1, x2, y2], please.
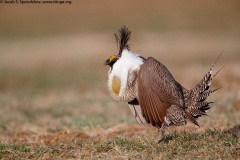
[114, 26, 131, 55]
[104, 26, 132, 67]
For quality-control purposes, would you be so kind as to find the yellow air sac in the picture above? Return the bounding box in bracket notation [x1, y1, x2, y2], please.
[112, 76, 121, 95]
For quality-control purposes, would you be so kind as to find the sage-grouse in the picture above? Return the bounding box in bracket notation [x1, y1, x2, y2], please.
[104, 26, 221, 143]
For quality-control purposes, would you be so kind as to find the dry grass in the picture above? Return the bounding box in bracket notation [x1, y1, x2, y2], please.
[0, 1, 240, 159]
[0, 125, 239, 159]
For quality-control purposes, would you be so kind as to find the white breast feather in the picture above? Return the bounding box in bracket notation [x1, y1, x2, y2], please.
[108, 50, 144, 100]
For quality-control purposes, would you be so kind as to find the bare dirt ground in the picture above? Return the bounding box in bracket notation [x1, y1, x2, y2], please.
[0, 1, 239, 159]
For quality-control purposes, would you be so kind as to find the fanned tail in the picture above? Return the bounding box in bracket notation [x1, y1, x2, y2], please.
[183, 53, 223, 126]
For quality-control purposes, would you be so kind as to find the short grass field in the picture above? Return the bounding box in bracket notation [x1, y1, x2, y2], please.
[0, 1, 240, 159]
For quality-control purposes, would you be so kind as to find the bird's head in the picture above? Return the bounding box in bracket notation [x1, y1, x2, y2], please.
[104, 55, 120, 66]
[104, 26, 131, 67]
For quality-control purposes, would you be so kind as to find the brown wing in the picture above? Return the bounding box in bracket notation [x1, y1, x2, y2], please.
[138, 57, 184, 127]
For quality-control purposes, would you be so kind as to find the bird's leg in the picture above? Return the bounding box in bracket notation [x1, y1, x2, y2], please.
[155, 125, 166, 144]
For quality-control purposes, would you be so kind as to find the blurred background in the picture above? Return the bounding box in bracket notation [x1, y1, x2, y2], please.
[0, 0, 239, 140]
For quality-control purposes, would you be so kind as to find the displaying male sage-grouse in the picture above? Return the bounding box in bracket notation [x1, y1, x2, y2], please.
[104, 26, 221, 143]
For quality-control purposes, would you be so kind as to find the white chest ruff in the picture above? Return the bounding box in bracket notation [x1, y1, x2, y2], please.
[107, 50, 144, 102]
[108, 73, 137, 102]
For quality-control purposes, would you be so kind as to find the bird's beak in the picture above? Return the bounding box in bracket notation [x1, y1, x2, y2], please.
[104, 59, 110, 65]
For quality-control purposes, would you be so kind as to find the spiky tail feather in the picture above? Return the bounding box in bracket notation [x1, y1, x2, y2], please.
[183, 53, 223, 126]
